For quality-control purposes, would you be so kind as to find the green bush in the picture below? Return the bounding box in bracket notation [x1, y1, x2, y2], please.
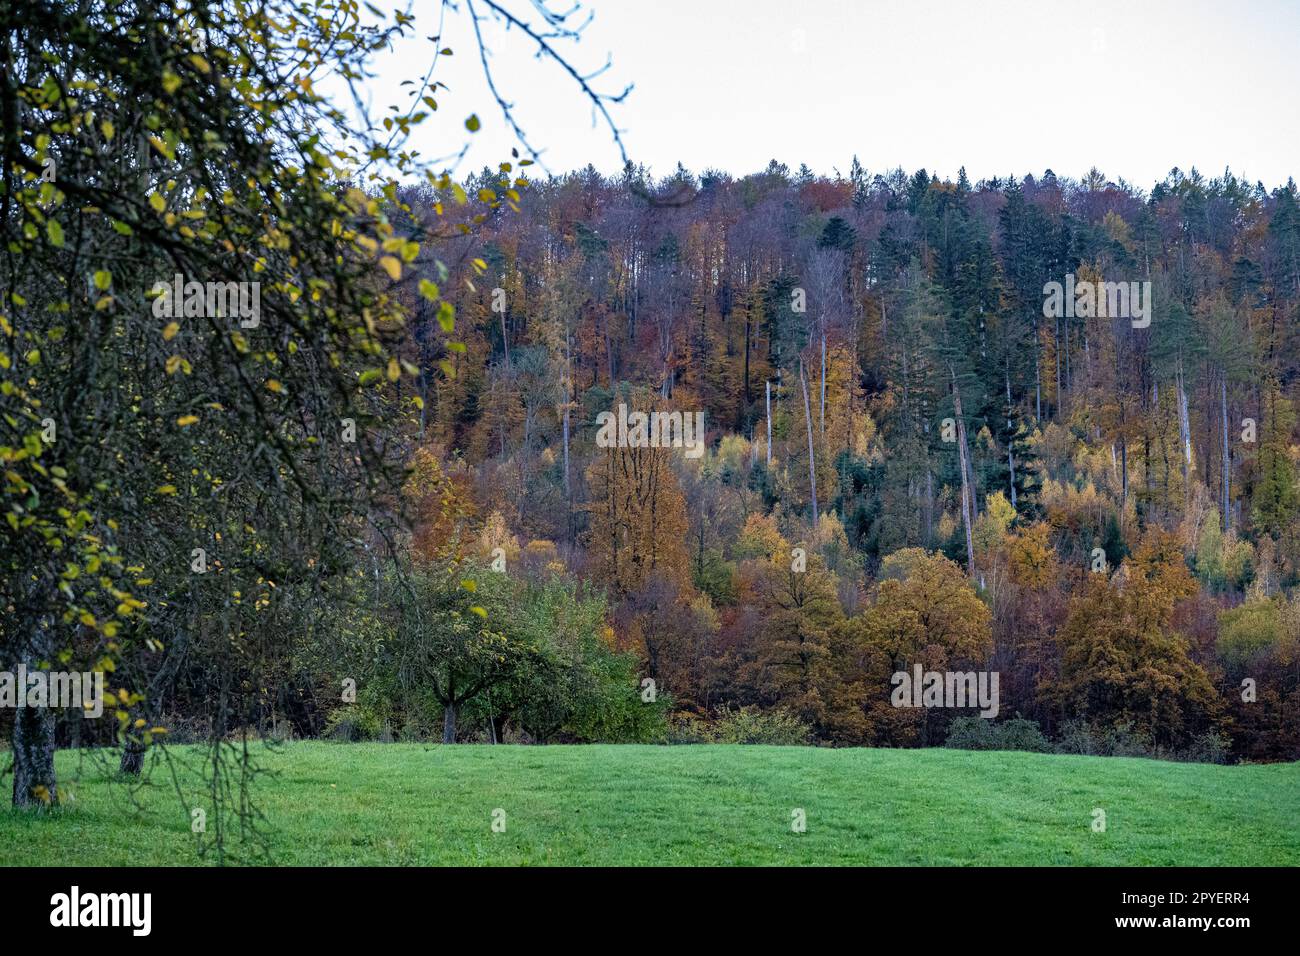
[671, 705, 811, 745]
[1054, 719, 1151, 757]
[323, 707, 383, 742]
[944, 716, 1051, 753]
[1177, 731, 1232, 765]
[1052, 720, 1233, 764]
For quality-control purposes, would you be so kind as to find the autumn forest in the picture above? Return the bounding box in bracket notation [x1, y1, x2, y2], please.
[381, 160, 1300, 762]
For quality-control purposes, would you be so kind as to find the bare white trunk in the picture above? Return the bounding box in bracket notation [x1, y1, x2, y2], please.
[1177, 361, 1192, 471]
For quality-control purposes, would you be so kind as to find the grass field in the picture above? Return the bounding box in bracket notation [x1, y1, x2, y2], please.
[2, 742, 1297, 865]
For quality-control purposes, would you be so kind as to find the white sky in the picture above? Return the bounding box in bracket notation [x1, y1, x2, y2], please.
[359, 0, 1300, 188]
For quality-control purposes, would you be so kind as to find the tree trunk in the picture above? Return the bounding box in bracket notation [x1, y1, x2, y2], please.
[765, 380, 772, 468]
[442, 703, 457, 744]
[562, 399, 571, 500]
[950, 365, 976, 579]
[500, 305, 510, 371]
[819, 333, 827, 439]
[1035, 349, 1042, 421]
[742, 299, 752, 405]
[1121, 439, 1128, 504]
[1054, 315, 1062, 416]
[1221, 374, 1231, 531]
[604, 313, 614, 386]
[120, 738, 145, 775]
[12, 621, 57, 808]
[799, 358, 818, 525]
[1177, 358, 1191, 477]
[1005, 368, 1017, 508]
[925, 470, 934, 544]
[13, 703, 56, 808]
[121, 627, 189, 775]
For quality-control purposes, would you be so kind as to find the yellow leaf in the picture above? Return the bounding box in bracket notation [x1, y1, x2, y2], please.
[147, 135, 173, 160]
[379, 256, 401, 281]
[176, 415, 198, 427]
[162, 322, 179, 341]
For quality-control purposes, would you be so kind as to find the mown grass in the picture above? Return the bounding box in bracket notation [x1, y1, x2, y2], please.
[1, 742, 1296, 865]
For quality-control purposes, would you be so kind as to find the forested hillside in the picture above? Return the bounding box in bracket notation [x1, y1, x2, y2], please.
[387, 161, 1300, 760]
[9, 0, 1298, 893]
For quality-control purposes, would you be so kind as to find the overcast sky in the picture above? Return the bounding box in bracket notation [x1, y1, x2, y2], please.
[361, 0, 1300, 188]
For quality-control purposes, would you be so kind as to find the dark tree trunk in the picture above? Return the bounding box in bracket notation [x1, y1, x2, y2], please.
[120, 739, 145, 775]
[13, 703, 57, 807]
[950, 364, 976, 579]
[743, 308, 751, 405]
[12, 623, 57, 807]
[1221, 375, 1231, 531]
[120, 627, 188, 775]
[442, 703, 457, 744]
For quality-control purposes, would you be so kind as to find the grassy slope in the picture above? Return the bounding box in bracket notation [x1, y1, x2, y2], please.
[1, 742, 1296, 866]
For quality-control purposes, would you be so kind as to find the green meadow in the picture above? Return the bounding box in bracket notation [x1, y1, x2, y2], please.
[2, 742, 1295, 866]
